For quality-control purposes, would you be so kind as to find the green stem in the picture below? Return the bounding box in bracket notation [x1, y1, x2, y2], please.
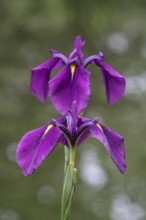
[64, 146, 70, 176]
[61, 145, 77, 220]
[69, 146, 76, 166]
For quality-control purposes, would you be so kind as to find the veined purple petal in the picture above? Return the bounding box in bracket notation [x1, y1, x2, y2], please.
[49, 66, 72, 114]
[72, 66, 91, 113]
[30, 57, 64, 102]
[83, 54, 126, 105]
[49, 65, 90, 115]
[96, 59, 126, 105]
[16, 124, 61, 176]
[76, 129, 90, 146]
[90, 123, 126, 173]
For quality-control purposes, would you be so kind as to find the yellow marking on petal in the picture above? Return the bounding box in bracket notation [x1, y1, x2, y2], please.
[43, 124, 53, 137]
[96, 123, 103, 131]
[70, 64, 76, 80]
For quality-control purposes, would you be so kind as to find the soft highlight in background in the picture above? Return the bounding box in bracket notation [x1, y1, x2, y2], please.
[0, 0, 146, 219]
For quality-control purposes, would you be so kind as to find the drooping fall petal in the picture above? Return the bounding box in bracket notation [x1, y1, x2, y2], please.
[49, 65, 90, 114]
[16, 124, 61, 176]
[90, 123, 126, 173]
[84, 54, 126, 105]
[73, 66, 90, 113]
[30, 57, 64, 102]
[96, 59, 126, 105]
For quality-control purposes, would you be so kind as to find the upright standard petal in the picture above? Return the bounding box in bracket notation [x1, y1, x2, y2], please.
[90, 123, 126, 173]
[30, 57, 64, 102]
[16, 124, 61, 176]
[73, 36, 84, 64]
[49, 65, 90, 115]
[73, 36, 84, 50]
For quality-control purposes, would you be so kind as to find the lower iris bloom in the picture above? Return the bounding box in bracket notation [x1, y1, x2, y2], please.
[16, 102, 126, 176]
[30, 36, 126, 115]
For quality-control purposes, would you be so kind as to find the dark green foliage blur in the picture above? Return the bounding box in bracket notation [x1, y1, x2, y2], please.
[0, 0, 146, 219]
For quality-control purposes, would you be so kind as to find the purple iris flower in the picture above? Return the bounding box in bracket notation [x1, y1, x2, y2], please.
[16, 102, 126, 176]
[30, 36, 126, 115]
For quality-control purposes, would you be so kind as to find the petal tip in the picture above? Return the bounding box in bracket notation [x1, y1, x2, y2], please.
[107, 78, 126, 105]
[120, 163, 127, 174]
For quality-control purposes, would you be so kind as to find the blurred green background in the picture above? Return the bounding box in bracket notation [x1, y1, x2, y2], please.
[0, 0, 146, 219]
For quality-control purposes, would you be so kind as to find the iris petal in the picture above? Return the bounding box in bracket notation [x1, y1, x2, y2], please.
[49, 66, 90, 115]
[73, 36, 84, 50]
[90, 123, 126, 173]
[83, 55, 126, 105]
[16, 124, 61, 176]
[49, 66, 72, 114]
[30, 57, 64, 102]
[96, 60, 126, 105]
[73, 66, 90, 113]
[73, 36, 84, 63]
